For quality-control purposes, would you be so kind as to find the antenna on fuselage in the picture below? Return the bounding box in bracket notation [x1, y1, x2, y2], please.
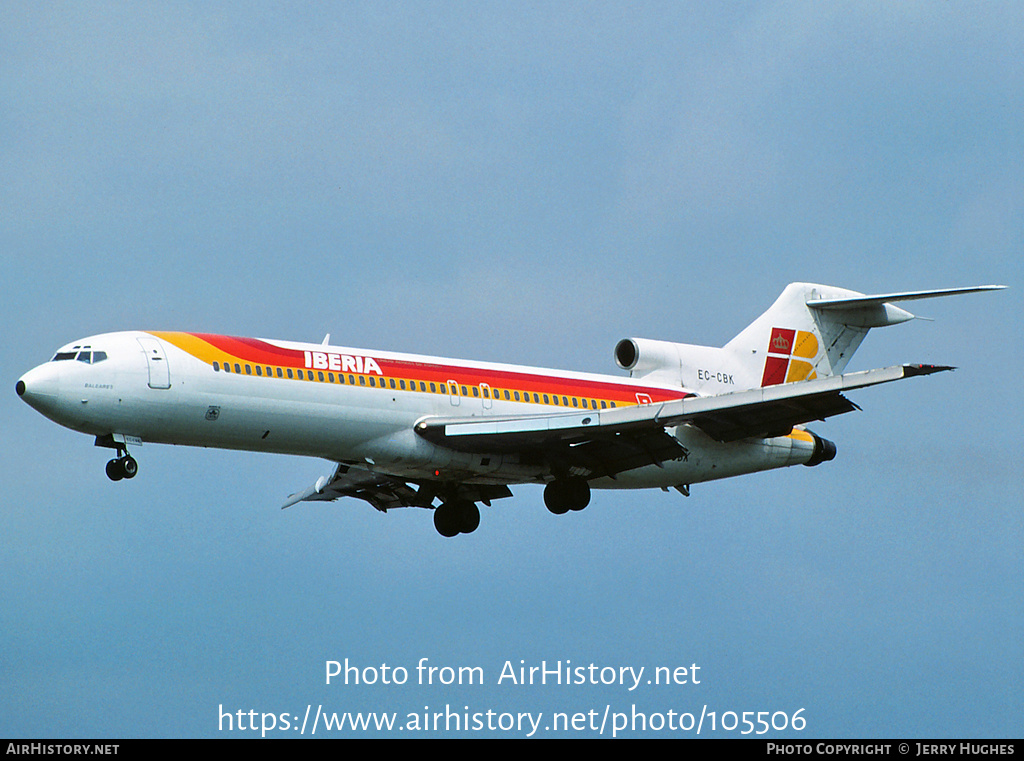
[321, 334, 330, 346]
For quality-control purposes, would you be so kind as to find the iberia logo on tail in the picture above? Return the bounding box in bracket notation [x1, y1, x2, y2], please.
[761, 328, 819, 386]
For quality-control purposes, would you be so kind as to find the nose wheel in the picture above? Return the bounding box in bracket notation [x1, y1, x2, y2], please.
[105, 453, 138, 481]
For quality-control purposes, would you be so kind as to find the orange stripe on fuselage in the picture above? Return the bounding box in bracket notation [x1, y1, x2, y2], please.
[148, 331, 690, 408]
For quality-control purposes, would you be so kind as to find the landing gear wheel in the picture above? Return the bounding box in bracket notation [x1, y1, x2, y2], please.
[121, 455, 138, 479]
[106, 459, 124, 481]
[544, 478, 591, 514]
[433, 503, 461, 537]
[454, 500, 480, 534]
[544, 482, 569, 514]
[566, 478, 590, 511]
[433, 500, 481, 536]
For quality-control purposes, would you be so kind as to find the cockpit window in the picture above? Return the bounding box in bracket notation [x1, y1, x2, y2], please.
[51, 347, 107, 363]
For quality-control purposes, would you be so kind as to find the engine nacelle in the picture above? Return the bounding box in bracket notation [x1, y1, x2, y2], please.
[614, 337, 682, 378]
[804, 432, 837, 467]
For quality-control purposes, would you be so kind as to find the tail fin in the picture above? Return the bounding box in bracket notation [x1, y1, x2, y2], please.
[723, 283, 1005, 389]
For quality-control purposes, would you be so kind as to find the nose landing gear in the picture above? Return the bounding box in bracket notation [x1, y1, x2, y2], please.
[95, 434, 141, 482]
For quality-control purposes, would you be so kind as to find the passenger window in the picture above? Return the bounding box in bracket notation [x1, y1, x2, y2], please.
[256, 366, 263, 376]
[318, 371, 325, 382]
[543, 394, 549, 404]
[234, 364, 242, 374]
[504, 390, 511, 401]
[389, 378, 396, 389]
[349, 375, 356, 385]
[472, 387, 479, 397]
[329, 373, 335, 383]
[276, 368, 283, 378]
[359, 376, 366, 386]
[245, 365, 252, 375]
[399, 379, 406, 390]
[213, 362, 220, 372]
[287, 368, 293, 379]
[513, 391, 520, 401]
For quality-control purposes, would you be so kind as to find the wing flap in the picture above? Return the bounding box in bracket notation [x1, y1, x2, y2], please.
[283, 463, 430, 511]
[282, 462, 513, 511]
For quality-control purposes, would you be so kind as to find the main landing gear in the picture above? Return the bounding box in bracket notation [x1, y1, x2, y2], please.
[433, 500, 480, 537]
[543, 477, 590, 515]
[430, 478, 591, 537]
[105, 451, 138, 481]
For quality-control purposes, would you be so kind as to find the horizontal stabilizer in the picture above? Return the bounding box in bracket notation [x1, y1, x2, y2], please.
[807, 285, 1005, 310]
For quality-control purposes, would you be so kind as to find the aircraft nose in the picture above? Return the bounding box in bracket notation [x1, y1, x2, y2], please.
[16, 364, 62, 415]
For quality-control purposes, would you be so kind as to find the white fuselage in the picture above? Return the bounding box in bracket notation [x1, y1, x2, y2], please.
[17, 330, 820, 492]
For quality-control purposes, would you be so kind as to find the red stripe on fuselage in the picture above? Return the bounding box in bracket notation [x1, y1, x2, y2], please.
[183, 333, 690, 405]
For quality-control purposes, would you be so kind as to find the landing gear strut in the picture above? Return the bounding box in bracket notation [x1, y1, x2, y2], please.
[105, 452, 138, 481]
[433, 499, 480, 537]
[544, 477, 590, 514]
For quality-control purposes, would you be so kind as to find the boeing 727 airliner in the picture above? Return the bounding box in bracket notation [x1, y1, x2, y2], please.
[16, 282, 1003, 536]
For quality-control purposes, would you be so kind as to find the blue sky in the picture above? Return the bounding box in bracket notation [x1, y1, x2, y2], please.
[2, 2, 1021, 738]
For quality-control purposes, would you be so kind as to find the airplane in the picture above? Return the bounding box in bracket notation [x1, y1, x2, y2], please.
[16, 282, 1004, 537]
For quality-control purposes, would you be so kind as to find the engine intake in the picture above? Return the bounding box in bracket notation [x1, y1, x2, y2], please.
[613, 337, 682, 377]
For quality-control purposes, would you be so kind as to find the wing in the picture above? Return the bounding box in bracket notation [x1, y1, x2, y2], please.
[414, 364, 952, 478]
[282, 461, 512, 511]
[284, 363, 950, 507]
